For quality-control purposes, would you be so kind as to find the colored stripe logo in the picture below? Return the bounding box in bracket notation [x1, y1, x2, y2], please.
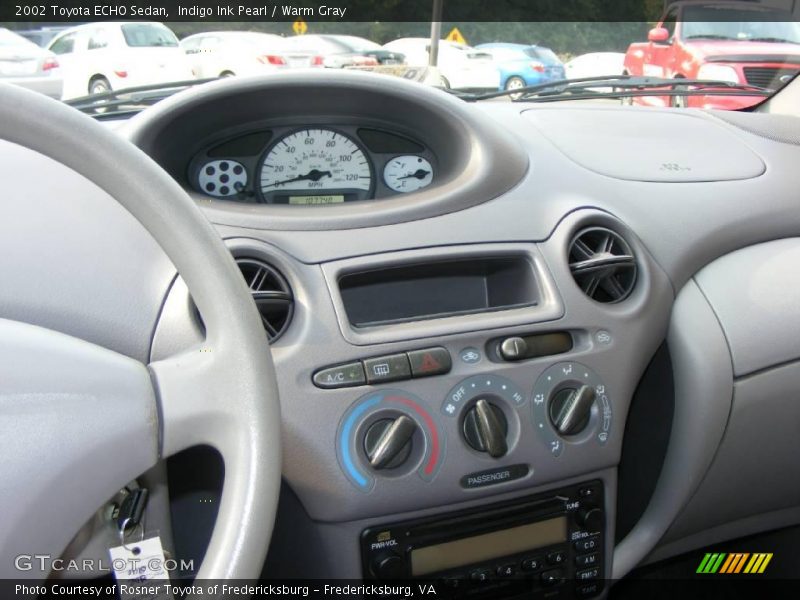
[697, 553, 773, 574]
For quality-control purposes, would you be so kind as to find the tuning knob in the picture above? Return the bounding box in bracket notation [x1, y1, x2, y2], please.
[463, 399, 508, 458]
[577, 506, 604, 532]
[549, 385, 596, 436]
[363, 415, 416, 470]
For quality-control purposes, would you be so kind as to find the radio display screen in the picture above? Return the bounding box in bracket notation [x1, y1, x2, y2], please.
[410, 516, 567, 576]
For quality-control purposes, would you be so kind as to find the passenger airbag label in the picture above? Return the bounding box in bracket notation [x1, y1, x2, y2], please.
[460, 464, 529, 489]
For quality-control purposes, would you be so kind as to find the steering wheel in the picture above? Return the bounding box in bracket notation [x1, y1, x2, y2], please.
[0, 84, 281, 579]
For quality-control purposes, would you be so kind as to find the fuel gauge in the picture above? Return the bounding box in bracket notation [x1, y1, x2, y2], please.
[383, 156, 433, 193]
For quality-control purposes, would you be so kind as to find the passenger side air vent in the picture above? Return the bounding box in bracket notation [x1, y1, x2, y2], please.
[236, 258, 294, 341]
[568, 227, 637, 303]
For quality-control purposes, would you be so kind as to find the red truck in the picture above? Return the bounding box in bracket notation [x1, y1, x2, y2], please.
[623, 1, 800, 109]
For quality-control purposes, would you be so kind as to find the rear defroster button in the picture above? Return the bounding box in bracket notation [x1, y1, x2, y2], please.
[364, 354, 412, 384]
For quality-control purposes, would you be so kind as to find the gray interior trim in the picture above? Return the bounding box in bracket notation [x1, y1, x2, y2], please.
[694, 238, 800, 377]
[123, 71, 529, 231]
[523, 107, 765, 182]
[645, 505, 800, 566]
[720, 108, 800, 144]
[613, 279, 733, 578]
[660, 360, 800, 544]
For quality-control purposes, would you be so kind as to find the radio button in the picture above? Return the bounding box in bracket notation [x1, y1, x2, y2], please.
[496, 563, 517, 577]
[520, 556, 542, 572]
[577, 567, 600, 580]
[470, 568, 492, 583]
[576, 552, 599, 567]
[546, 550, 566, 565]
[440, 576, 465, 589]
[574, 535, 601, 553]
[540, 568, 564, 586]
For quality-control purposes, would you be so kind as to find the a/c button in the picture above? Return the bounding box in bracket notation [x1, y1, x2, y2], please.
[313, 362, 366, 389]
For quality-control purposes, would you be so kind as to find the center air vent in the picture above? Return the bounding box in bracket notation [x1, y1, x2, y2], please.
[236, 258, 294, 341]
[568, 227, 637, 303]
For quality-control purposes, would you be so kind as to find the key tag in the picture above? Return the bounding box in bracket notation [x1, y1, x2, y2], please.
[109, 518, 172, 600]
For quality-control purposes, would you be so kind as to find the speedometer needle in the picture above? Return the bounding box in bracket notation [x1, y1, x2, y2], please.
[270, 169, 332, 186]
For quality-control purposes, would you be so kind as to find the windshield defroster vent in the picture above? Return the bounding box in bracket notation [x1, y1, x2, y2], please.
[236, 258, 294, 342]
[568, 227, 637, 303]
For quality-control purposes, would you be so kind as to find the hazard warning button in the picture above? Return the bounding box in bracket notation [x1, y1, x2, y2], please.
[408, 347, 452, 378]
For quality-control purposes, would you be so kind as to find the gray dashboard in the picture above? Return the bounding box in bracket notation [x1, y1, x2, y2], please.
[4, 71, 800, 586]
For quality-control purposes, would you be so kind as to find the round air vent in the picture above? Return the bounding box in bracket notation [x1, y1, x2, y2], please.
[236, 257, 294, 341]
[568, 227, 637, 303]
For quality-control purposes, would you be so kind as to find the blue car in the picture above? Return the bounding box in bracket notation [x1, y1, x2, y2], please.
[476, 43, 566, 92]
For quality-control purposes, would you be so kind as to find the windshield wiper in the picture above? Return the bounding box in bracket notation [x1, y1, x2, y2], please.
[64, 78, 217, 118]
[454, 75, 771, 102]
[748, 37, 799, 44]
[684, 34, 737, 40]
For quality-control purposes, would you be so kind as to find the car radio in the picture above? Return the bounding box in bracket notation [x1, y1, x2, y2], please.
[361, 481, 605, 598]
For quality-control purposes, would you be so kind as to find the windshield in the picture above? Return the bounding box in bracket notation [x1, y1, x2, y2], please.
[3, 9, 798, 114]
[682, 10, 800, 42]
[525, 47, 561, 63]
[334, 35, 382, 52]
[121, 23, 179, 48]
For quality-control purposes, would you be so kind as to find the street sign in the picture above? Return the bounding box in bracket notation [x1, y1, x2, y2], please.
[446, 27, 466, 45]
[293, 17, 308, 36]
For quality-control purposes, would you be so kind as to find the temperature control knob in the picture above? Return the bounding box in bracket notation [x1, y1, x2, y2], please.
[363, 415, 416, 470]
[463, 399, 508, 458]
[549, 385, 596, 436]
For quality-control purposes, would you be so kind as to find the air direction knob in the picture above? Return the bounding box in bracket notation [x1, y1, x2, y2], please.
[549, 385, 596, 436]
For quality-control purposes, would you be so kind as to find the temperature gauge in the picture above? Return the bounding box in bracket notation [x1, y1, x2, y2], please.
[383, 156, 433, 193]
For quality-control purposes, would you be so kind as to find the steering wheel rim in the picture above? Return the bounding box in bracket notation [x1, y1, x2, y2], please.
[0, 83, 281, 579]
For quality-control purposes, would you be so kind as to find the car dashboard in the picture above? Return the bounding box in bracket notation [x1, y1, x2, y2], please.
[5, 70, 800, 595]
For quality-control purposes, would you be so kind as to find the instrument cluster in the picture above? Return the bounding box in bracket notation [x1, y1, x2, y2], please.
[188, 125, 437, 205]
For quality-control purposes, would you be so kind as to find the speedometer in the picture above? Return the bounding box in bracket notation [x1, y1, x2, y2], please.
[258, 128, 372, 204]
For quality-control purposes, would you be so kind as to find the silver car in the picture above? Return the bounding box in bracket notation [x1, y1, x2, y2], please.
[0, 28, 63, 100]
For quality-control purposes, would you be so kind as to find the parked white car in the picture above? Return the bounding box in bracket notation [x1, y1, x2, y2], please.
[47, 22, 193, 99]
[382, 38, 499, 91]
[564, 52, 626, 80]
[181, 32, 315, 78]
[0, 28, 63, 99]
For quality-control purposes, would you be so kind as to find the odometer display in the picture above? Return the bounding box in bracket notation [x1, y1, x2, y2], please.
[288, 195, 345, 205]
[259, 128, 372, 202]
